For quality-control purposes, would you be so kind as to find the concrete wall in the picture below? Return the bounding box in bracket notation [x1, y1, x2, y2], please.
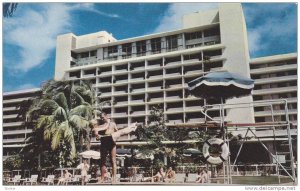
[55, 33, 75, 80]
[76, 31, 117, 49]
[219, 3, 255, 124]
[183, 9, 219, 28]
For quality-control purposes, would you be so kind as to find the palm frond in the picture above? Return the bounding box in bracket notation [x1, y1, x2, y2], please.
[53, 106, 68, 122]
[53, 92, 69, 112]
[51, 128, 62, 150]
[70, 104, 93, 119]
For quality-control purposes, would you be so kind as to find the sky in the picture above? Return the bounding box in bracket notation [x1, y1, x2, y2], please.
[2, 3, 297, 92]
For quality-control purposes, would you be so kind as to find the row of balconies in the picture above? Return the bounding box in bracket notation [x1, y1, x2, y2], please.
[3, 97, 34, 104]
[254, 109, 297, 117]
[254, 75, 297, 85]
[253, 86, 297, 95]
[3, 129, 33, 135]
[92, 67, 223, 88]
[71, 34, 221, 67]
[250, 64, 297, 75]
[3, 138, 26, 144]
[69, 52, 223, 78]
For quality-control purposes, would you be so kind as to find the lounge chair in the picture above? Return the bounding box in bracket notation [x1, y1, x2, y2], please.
[174, 173, 185, 183]
[41, 175, 55, 185]
[7, 175, 21, 185]
[23, 174, 38, 185]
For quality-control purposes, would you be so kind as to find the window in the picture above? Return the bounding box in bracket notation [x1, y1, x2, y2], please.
[151, 38, 161, 54]
[185, 31, 202, 40]
[122, 43, 132, 58]
[166, 35, 178, 51]
[204, 26, 220, 37]
[136, 40, 147, 56]
[90, 50, 97, 57]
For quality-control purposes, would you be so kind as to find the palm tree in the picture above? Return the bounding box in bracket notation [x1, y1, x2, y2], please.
[3, 3, 18, 17]
[22, 79, 97, 167]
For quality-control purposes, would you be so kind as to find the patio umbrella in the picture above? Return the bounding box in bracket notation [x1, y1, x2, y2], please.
[188, 71, 254, 101]
[134, 152, 154, 160]
[116, 148, 134, 157]
[183, 148, 202, 157]
[78, 150, 101, 159]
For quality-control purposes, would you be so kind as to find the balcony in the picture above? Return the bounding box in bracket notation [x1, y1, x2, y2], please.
[254, 129, 297, 137]
[114, 69, 128, 75]
[75, 56, 97, 66]
[3, 122, 23, 128]
[167, 84, 182, 89]
[164, 73, 181, 78]
[115, 79, 128, 84]
[131, 88, 145, 93]
[186, 38, 202, 46]
[184, 69, 203, 76]
[115, 101, 128, 106]
[165, 107, 184, 113]
[253, 86, 297, 95]
[131, 66, 145, 71]
[185, 106, 201, 112]
[147, 64, 161, 70]
[82, 73, 96, 78]
[183, 58, 200, 65]
[166, 119, 183, 125]
[3, 114, 18, 119]
[165, 96, 181, 101]
[113, 112, 128, 118]
[130, 100, 144, 104]
[250, 64, 297, 75]
[148, 97, 164, 103]
[3, 106, 16, 111]
[130, 77, 145, 83]
[186, 118, 206, 123]
[3, 138, 26, 144]
[165, 60, 182, 67]
[131, 111, 146, 116]
[254, 75, 297, 85]
[68, 76, 80, 80]
[113, 90, 127, 96]
[97, 82, 111, 87]
[100, 92, 113, 97]
[3, 129, 33, 135]
[147, 86, 162, 92]
[254, 109, 297, 117]
[209, 67, 223, 72]
[203, 35, 221, 46]
[99, 71, 113, 76]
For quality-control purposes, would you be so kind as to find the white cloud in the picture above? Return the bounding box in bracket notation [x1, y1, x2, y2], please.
[3, 3, 121, 73]
[4, 3, 72, 72]
[243, 4, 297, 56]
[70, 3, 120, 18]
[153, 3, 218, 33]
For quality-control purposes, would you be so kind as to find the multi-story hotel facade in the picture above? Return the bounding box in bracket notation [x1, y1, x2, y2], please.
[3, 3, 297, 162]
[3, 88, 41, 159]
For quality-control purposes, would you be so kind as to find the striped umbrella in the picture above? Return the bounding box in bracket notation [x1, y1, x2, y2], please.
[188, 71, 254, 100]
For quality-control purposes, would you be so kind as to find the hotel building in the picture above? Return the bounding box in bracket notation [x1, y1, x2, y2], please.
[3, 88, 41, 159]
[3, 3, 297, 161]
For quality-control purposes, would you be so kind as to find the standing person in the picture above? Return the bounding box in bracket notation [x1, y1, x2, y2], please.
[77, 159, 90, 185]
[90, 110, 138, 183]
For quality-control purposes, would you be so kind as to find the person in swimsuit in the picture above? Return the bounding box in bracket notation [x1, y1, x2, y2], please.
[90, 111, 138, 183]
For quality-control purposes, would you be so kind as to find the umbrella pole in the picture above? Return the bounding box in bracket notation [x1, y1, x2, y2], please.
[220, 98, 232, 184]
